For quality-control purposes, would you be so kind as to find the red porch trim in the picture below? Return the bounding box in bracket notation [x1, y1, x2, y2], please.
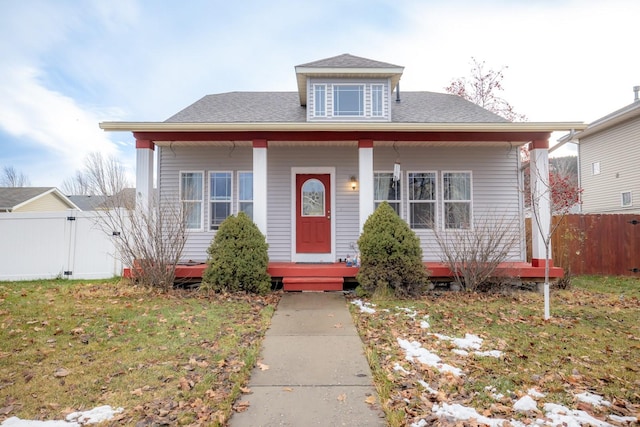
[124, 261, 563, 283]
[133, 130, 551, 143]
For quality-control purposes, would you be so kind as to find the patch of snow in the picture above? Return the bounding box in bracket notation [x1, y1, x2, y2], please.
[544, 403, 614, 427]
[609, 414, 638, 423]
[393, 362, 409, 374]
[351, 299, 376, 314]
[513, 395, 538, 412]
[432, 403, 513, 427]
[575, 391, 611, 407]
[396, 307, 418, 318]
[433, 333, 483, 350]
[1, 406, 123, 427]
[452, 349, 469, 356]
[397, 338, 463, 376]
[527, 388, 546, 398]
[474, 350, 503, 358]
[66, 406, 123, 424]
[419, 320, 430, 329]
[417, 380, 438, 395]
[410, 420, 428, 427]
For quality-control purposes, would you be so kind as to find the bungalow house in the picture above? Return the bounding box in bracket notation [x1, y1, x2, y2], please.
[0, 187, 80, 212]
[556, 87, 640, 214]
[100, 54, 584, 290]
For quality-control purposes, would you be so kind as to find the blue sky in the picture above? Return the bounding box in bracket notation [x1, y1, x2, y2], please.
[1, 0, 638, 187]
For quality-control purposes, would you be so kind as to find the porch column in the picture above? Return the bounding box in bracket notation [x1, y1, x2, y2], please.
[253, 140, 268, 236]
[529, 139, 552, 268]
[135, 139, 155, 210]
[358, 140, 374, 232]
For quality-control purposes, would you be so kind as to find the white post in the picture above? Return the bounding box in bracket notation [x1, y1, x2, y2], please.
[253, 140, 268, 236]
[530, 139, 551, 319]
[358, 140, 374, 232]
[135, 140, 155, 211]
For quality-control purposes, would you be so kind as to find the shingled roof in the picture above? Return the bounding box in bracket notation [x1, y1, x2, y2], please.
[165, 91, 508, 124]
[296, 53, 402, 69]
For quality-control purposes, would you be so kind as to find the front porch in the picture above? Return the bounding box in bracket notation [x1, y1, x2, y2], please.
[125, 262, 563, 291]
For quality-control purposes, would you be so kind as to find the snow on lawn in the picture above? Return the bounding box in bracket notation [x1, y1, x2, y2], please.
[1, 406, 123, 427]
[351, 299, 376, 314]
[388, 304, 637, 427]
[398, 338, 463, 376]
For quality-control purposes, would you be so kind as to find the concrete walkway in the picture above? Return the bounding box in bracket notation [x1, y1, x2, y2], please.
[229, 292, 385, 426]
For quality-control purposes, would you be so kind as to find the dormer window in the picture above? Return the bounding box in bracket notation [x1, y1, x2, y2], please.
[333, 84, 364, 116]
[314, 85, 326, 117]
[372, 84, 384, 117]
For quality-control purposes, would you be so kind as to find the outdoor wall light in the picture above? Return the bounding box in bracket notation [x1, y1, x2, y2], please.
[350, 176, 358, 191]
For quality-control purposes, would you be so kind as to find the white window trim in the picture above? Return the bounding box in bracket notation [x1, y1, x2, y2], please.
[441, 170, 473, 230]
[371, 83, 385, 117]
[333, 83, 365, 117]
[621, 191, 633, 207]
[592, 161, 601, 175]
[238, 171, 253, 218]
[313, 84, 327, 117]
[374, 171, 403, 217]
[209, 171, 233, 231]
[407, 171, 437, 230]
[179, 170, 204, 232]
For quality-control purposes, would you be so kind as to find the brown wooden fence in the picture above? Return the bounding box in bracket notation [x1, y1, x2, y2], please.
[526, 214, 640, 276]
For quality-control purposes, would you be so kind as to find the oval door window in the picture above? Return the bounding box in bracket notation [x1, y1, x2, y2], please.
[302, 179, 325, 216]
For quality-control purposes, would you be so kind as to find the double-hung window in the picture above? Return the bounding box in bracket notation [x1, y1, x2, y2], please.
[238, 171, 253, 219]
[333, 84, 364, 116]
[443, 172, 472, 229]
[209, 172, 232, 230]
[371, 84, 384, 117]
[408, 172, 436, 229]
[374, 172, 401, 215]
[180, 171, 204, 230]
[314, 85, 326, 117]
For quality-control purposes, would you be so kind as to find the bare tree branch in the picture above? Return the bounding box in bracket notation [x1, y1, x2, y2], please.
[1, 166, 31, 187]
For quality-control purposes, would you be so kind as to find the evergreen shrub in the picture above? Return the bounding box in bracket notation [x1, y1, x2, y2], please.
[356, 202, 429, 298]
[201, 212, 271, 294]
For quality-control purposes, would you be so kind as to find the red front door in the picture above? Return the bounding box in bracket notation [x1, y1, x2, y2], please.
[296, 174, 331, 253]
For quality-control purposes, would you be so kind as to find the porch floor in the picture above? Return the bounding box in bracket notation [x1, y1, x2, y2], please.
[126, 262, 563, 291]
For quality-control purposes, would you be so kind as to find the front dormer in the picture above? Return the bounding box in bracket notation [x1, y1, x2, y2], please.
[295, 54, 404, 122]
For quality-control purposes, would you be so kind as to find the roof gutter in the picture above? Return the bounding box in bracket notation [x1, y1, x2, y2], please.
[100, 121, 587, 133]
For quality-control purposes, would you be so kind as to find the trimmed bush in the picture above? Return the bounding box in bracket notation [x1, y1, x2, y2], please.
[201, 212, 271, 294]
[356, 202, 429, 298]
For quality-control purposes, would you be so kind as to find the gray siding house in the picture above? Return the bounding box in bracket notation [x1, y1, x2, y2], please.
[101, 54, 582, 288]
[559, 90, 640, 214]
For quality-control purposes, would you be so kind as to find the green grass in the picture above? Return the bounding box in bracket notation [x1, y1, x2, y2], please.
[351, 276, 640, 426]
[0, 279, 279, 426]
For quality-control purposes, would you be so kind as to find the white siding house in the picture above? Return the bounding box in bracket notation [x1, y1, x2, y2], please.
[559, 95, 640, 214]
[101, 54, 584, 285]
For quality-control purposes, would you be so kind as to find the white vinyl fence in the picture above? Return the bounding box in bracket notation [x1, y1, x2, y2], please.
[0, 210, 123, 281]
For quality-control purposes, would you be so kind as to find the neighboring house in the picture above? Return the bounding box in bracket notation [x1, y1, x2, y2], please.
[101, 54, 583, 289]
[557, 87, 640, 214]
[0, 187, 80, 212]
[68, 188, 136, 211]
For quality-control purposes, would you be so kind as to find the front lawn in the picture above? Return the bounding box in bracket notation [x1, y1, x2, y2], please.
[351, 276, 640, 426]
[0, 279, 279, 426]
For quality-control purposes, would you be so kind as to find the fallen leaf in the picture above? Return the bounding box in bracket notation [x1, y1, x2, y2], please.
[233, 401, 250, 412]
[240, 387, 252, 394]
[53, 368, 70, 377]
[334, 323, 343, 328]
[365, 395, 376, 405]
[283, 387, 293, 392]
[337, 393, 347, 402]
[257, 362, 269, 371]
